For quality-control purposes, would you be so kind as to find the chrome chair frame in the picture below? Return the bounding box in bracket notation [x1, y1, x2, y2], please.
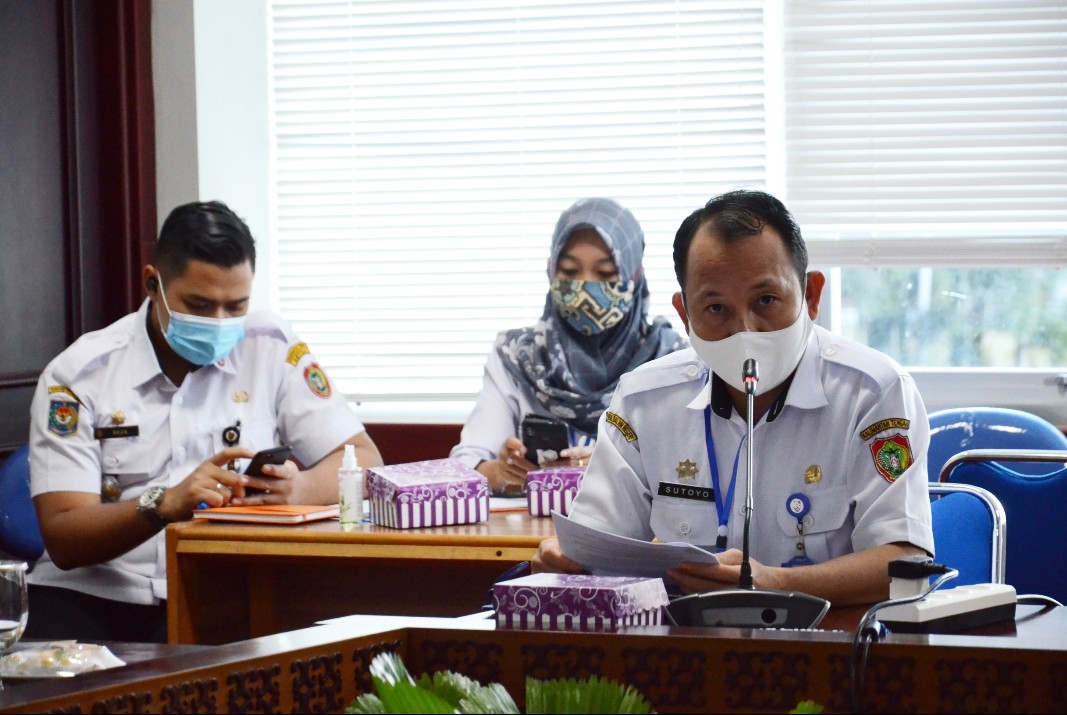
[939, 449, 1067, 483]
[939, 448, 1067, 599]
[928, 481, 1007, 584]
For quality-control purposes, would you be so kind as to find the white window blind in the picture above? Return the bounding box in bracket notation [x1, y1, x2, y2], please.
[783, 0, 1067, 268]
[268, 0, 765, 402]
[267, 0, 1067, 409]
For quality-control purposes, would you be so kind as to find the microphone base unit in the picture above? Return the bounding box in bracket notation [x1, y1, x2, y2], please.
[667, 588, 831, 630]
[878, 583, 1017, 634]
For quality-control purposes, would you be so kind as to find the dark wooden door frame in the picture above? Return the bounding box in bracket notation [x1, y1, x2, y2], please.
[0, 0, 155, 459]
[58, 0, 156, 338]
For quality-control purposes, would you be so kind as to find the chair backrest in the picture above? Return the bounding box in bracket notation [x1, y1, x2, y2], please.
[0, 445, 44, 562]
[942, 450, 1067, 602]
[928, 483, 1006, 587]
[928, 407, 1067, 480]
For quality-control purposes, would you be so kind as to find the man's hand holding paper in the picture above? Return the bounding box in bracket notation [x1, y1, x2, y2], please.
[536, 512, 719, 581]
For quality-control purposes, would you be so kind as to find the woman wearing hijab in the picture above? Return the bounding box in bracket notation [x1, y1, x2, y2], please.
[449, 197, 687, 495]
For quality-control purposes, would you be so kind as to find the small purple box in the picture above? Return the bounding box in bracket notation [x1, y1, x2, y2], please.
[492, 573, 668, 631]
[366, 458, 489, 529]
[526, 466, 585, 517]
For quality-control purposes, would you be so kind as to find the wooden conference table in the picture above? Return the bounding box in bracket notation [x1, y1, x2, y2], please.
[166, 508, 553, 645]
[4, 606, 1067, 713]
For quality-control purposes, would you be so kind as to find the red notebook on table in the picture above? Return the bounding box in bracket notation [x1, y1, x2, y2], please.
[192, 504, 339, 524]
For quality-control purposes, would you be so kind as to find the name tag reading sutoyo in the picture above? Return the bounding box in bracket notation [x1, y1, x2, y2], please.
[658, 482, 714, 502]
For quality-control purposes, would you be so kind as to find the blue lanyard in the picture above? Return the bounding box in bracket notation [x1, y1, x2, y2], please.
[704, 404, 746, 552]
[566, 425, 594, 448]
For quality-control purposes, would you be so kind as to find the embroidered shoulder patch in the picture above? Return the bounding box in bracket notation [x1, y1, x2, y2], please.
[605, 411, 636, 442]
[870, 433, 913, 483]
[304, 362, 331, 398]
[48, 385, 83, 404]
[48, 400, 80, 438]
[286, 341, 310, 366]
[860, 417, 911, 441]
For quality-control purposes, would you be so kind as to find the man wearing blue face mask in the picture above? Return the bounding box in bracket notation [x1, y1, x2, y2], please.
[25, 200, 382, 643]
[534, 190, 933, 607]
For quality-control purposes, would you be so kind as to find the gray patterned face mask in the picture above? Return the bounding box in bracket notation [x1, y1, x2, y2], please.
[549, 279, 636, 335]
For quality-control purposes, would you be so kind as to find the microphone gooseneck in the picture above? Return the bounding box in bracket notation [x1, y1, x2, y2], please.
[739, 358, 758, 590]
[665, 354, 831, 629]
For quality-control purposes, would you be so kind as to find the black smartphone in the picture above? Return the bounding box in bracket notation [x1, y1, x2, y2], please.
[520, 415, 569, 465]
[243, 445, 293, 493]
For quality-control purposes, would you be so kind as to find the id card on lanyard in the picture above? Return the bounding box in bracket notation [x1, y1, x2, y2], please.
[703, 404, 745, 552]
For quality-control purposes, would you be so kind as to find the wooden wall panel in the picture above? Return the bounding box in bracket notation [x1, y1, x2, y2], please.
[0, 0, 154, 459]
[0, 2, 69, 455]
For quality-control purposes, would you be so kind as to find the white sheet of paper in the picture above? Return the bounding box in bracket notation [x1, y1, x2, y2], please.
[552, 511, 719, 579]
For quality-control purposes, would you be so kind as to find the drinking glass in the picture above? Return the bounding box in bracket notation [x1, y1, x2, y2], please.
[0, 560, 29, 689]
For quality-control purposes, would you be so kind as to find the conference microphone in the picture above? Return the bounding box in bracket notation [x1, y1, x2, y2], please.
[667, 358, 830, 629]
[738, 358, 758, 590]
[743, 358, 758, 395]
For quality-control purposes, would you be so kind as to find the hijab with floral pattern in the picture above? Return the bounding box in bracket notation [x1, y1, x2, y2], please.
[496, 198, 687, 436]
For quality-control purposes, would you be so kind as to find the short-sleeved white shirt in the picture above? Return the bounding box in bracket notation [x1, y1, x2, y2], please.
[28, 300, 365, 604]
[569, 325, 934, 567]
[449, 345, 594, 470]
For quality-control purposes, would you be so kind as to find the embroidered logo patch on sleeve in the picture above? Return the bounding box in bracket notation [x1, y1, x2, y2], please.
[870, 433, 913, 483]
[48, 384, 83, 404]
[860, 417, 911, 441]
[304, 362, 331, 398]
[286, 341, 310, 366]
[605, 411, 637, 442]
[48, 400, 80, 437]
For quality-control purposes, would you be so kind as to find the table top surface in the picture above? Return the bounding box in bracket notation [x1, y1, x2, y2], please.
[169, 507, 556, 548]
[4, 604, 1065, 713]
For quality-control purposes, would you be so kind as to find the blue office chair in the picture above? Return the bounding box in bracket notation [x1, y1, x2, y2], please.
[941, 449, 1067, 602]
[0, 445, 44, 562]
[928, 482, 1006, 587]
[928, 407, 1067, 480]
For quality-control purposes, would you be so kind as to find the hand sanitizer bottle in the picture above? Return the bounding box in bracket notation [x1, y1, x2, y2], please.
[338, 444, 362, 531]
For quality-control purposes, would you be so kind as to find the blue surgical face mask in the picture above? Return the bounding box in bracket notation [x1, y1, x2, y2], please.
[550, 279, 635, 335]
[155, 278, 246, 366]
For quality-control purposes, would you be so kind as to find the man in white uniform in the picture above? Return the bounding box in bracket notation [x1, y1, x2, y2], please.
[27, 201, 382, 642]
[534, 190, 933, 606]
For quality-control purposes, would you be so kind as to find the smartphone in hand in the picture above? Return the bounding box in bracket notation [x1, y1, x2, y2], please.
[520, 415, 569, 465]
[243, 445, 293, 493]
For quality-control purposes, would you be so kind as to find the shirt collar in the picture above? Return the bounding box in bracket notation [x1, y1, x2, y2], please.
[130, 299, 236, 388]
[127, 299, 166, 389]
[682, 327, 828, 420]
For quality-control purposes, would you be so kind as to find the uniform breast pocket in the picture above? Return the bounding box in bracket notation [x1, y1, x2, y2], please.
[774, 486, 851, 564]
[100, 439, 152, 489]
[651, 496, 717, 546]
[211, 417, 280, 468]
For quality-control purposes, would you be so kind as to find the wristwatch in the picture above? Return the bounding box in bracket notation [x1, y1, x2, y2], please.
[136, 486, 169, 529]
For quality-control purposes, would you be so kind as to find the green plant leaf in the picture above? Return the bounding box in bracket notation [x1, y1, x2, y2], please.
[414, 671, 519, 714]
[419, 669, 477, 707]
[348, 652, 651, 714]
[369, 651, 413, 687]
[525, 676, 655, 714]
[376, 680, 456, 714]
[356, 652, 452, 714]
[459, 682, 520, 714]
[345, 693, 386, 714]
[789, 700, 825, 714]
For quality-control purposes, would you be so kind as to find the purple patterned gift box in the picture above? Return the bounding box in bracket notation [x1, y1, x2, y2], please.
[526, 466, 585, 517]
[492, 572, 668, 631]
[366, 458, 489, 529]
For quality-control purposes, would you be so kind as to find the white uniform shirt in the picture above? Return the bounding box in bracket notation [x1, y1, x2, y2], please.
[28, 300, 365, 605]
[569, 325, 934, 568]
[449, 347, 594, 470]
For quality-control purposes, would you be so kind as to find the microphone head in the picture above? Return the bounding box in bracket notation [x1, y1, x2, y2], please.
[743, 358, 759, 394]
